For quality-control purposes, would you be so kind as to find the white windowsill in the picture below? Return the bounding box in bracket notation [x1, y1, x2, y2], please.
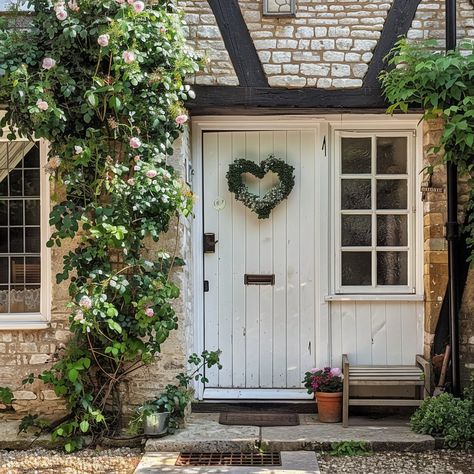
[325, 294, 425, 302]
[0, 315, 50, 330]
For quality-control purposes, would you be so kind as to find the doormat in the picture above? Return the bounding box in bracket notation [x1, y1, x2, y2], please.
[176, 452, 281, 467]
[219, 412, 299, 427]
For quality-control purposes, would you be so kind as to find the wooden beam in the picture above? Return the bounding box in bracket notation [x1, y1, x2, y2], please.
[363, 0, 422, 87]
[187, 86, 387, 113]
[207, 0, 267, 87]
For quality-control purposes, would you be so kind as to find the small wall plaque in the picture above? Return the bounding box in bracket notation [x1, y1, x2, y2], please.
[263, 0, 296, 16]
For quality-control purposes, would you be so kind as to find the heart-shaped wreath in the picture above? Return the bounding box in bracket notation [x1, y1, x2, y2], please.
[226, 155, 295, 219]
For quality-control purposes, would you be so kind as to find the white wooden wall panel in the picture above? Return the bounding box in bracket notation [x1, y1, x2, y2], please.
[331, 301, 424, 366]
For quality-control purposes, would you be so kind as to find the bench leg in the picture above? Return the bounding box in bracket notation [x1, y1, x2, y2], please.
[342, 354, 349, 427]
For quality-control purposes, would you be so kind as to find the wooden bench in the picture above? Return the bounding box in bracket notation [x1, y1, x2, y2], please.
[342, 354, 430, 428]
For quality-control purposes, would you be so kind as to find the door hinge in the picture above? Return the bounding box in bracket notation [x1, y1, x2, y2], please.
[203, 280, 209, 292]
[322, 136, 327, 157]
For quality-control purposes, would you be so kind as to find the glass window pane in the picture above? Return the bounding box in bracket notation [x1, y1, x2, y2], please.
[377, 137, 407, 174]
[0, 200, 6, 225]
[377, 251, 408, 285]
[341, 179, 371, 210]
[24, 169, 40, 196]
[10, 285, 25, 313]
[25, 257, 41, 283]
[342, 252, 372, 286]
[9, 170, 23, 196]
[9, 200, 23, 226]
[25, 200, 40, 225]
[23, 145, 40, 168]
[0, 285, 8, 313]
[0, 257, 7, 283]
[0, 228, 7, 252]
[342, 137, 371, 174]
[10, 227, 24, 252]
[25, 227, 40, 253]
[377, 215, 408, 246]
[376, 179, 407, 210]
[0, 177, 7, 196]
[342, 215, 372, 246]
[11, 256, 25, 283]
[24, 285, 40, 312]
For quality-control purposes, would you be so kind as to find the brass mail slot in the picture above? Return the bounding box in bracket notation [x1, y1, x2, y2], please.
[244, 274, 275, 285]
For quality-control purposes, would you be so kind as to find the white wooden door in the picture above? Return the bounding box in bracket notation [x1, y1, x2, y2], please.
[202, 129, 321, 398]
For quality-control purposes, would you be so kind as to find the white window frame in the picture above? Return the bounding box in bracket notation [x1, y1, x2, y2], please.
[333, 129, 417, 295]
[0, 137, 51, 329]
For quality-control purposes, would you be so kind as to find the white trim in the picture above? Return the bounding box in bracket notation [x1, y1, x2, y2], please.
[203, 388, 312, 400]
[0, 138, 51, 329]
[325, 294, 424, 302]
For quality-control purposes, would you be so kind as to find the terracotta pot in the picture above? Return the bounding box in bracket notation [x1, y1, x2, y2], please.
[315, 391, 343, 423]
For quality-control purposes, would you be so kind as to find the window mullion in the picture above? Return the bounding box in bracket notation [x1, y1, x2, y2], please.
[371, 135, 377, 289]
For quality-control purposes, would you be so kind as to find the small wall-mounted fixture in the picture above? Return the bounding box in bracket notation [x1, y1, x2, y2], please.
[263, 0, 296, 17]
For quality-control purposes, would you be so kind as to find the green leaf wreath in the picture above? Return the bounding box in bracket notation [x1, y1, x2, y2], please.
[226, 155, 295, 219]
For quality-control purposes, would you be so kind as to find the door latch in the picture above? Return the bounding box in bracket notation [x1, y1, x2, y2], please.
[203, 233, 218, 253]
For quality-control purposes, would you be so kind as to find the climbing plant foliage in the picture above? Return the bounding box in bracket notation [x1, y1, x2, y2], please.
[0, 0, 199, 451]
[380, 39, 474, 261]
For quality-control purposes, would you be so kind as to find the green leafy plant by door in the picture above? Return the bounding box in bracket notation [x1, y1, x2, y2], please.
[380, 39, 474, 260]
[0, 0, 200, 451]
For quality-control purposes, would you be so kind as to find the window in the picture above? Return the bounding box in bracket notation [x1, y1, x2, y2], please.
[335, 132, 415, 294]
[263, 0, 296, 16]
[0, 139, 49, 327]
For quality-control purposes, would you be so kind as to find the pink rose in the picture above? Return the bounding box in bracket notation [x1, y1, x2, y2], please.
[73, 310, 84, 322]
[310, 368, 320, 373]
[122, 51, 136, 64]
[330, 367, 342, 377]
[134, 155, 141, 162]
[133, 1, 145, 12]
[175, 114, 188, 125]
[56, 9, 68, 21]
[79, 295, 93, 309]
[127, 178, 135, 185]
[97, 34, 110, 47]
[146, 169, 157, 178]
[42, 57, 56, 70]
[36, 99, 49, 111]
[133, 165, 140, 171]
[67, 0, 79, 12]
[129, 137, 141, 149]
[145, 307, 154, 317]
[127, 0, 134, 4]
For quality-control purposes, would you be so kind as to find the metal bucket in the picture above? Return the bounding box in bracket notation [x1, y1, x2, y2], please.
[144, 412, 170, 435]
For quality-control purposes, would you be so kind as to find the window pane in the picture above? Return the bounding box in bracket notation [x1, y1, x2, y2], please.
[24, 285, 40, 312]
[341, 179, 371, 210]
[342, 137, 371, 174]
[0, 257, 7, 283]
[376, 179, 407, 210]
[377, 215, 408, 246]
[25, 200, 40, 225]
[24, 169, 40, 196]
[342, 252, 372, 286]
[10, 286, 25, 313]
[25, 257, 41, 283]
[23, 145, 40, 168]
[10, 227, 24, 252]
[0, 177, 7, 196]
[9, 170, 23, 196]
[342, 215, 371, 246]
[0, 228, 7, 252]
[11, 256, 25, 284]
[25, 227, 40, 253]
[377, 137, 407, 174]
[9, 200, 23, 226]
[377, 251, 408, 285]
[0, 285, 8, 313]
[0, 201, 6, 225]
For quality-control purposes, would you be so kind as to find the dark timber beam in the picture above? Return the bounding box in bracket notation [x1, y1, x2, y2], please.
[187, 86, 387, 113]
[207, 0, 267, 87]
[363, 0, 422, 87]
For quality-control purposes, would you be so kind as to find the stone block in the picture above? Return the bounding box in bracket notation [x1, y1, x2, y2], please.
[300, 63, 330, 77]
[295, 27, 314, 38]
[323, 51, 345, 62]
[332, 78, 363, 88]
[13, 391, 37, 400]
[331, 64, 351, 77]
[352, 63, 369, 78]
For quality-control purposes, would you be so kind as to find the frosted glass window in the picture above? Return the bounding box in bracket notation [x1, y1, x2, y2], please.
[0, 142, 41, 314]
[338, 133, 413, 292]
[264, 0, 296, 16]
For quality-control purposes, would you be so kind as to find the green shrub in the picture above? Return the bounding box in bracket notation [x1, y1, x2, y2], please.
[410, 384, 474, 449]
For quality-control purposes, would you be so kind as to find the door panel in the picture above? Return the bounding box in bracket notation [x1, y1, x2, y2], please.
[203, 129, 319, 393]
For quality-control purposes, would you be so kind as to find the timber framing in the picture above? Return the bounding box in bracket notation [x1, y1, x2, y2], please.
[189, 0, 422, 113]
[207, 0, 267, 87]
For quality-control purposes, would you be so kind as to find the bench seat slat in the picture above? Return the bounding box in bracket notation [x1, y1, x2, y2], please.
[349, 399, 423, 406]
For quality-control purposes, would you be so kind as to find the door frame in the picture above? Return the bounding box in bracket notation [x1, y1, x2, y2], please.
[191, 114, 423, 400]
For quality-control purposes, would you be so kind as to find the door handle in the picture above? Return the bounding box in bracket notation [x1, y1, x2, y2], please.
[204, 233, 218, 253]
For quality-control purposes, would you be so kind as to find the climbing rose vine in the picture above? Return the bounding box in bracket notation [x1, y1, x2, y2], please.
[0, 0, 199, 451]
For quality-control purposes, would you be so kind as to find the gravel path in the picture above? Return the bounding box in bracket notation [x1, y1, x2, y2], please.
[0, 448, 141, 474]
[319, 450, 474, 474]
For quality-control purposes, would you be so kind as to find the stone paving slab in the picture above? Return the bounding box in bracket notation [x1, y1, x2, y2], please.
[134, 452, 320, 474]
[145, 413, 435, 454]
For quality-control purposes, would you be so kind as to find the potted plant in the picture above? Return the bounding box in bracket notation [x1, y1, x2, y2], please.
[129, 350, 222, 436]
[303, 367, 343, 423]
